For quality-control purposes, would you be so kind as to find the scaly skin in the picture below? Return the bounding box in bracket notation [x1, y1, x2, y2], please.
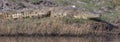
[49, 7, 100, 19]
[0, 6, 100, 20]
[73, 11, 100, 19]
[0, 7, 51, 19]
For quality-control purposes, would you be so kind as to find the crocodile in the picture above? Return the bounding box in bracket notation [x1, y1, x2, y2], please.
[73, 11, 100, 19]
[0, 7, 51, 19]
[0, 6, 100, 20]
[49, 6, 101, 19]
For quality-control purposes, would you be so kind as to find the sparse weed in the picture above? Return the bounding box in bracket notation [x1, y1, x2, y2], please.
[62, 17, 88, 24]
[31, 0, 41, 4]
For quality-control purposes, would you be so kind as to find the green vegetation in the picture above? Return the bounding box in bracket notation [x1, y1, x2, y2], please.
[52, 0, 70, 6]
[52, 0, 120, 11]
[100, 12, 120, 23]
[31, 0, 41, 4]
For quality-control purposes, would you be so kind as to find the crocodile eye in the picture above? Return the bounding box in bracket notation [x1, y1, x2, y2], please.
[35, 12, 37, 14]
[5, 3, 9, 6]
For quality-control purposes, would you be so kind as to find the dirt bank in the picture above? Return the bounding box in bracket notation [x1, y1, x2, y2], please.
[0, 0, 120, 37]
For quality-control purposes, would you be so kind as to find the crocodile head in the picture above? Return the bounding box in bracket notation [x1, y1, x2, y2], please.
[73, 12, 101, 19]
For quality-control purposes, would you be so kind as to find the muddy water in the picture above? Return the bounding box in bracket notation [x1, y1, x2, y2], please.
[0, 37, 120, 42]
[0, 36, 120, 42]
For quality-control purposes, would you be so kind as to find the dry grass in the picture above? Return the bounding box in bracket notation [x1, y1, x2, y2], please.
[0, 16, 119, 36]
